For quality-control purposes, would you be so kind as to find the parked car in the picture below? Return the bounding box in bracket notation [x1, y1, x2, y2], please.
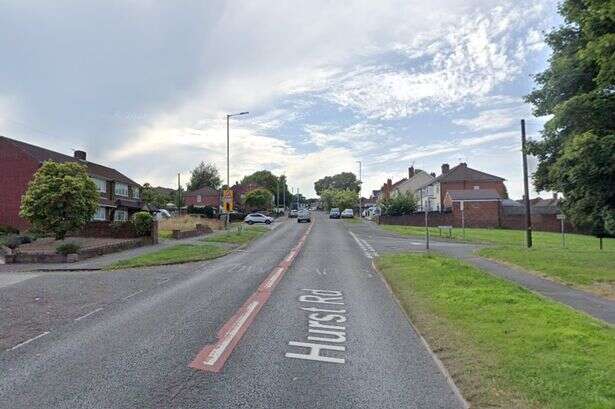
[297, 209, 311, 223]
[289, 209, 298, 218]
[341, 209, 354, 218]
[154, 209, 171, 221]
[329, 208, 341, 219]
[244, 213, 273, 225]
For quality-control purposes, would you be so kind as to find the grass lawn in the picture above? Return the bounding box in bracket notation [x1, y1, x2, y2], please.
[202, 226, 268, 245]
[158, 229, 173, 239]
[342, 217, 362, 224]
[376, 252, 615, 409]
[381, 225, 615, 297]
[107, 243, 230, 269]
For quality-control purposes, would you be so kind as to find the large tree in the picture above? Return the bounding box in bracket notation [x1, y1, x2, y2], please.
[186, 162, 221, 192]
[320, 188, 359, 210]
[241, 170, 290, 206]
[243, 188, 273, 210]
[525, 0, 615, 231]
[141, 183, 175, 208]
[20, 161, 99, 240]
[314, 172, 361, 196]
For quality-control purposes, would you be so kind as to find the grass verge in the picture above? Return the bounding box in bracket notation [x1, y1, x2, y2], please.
[381, 225, 615, 297]
[202, 226, 268, 245]
[107, 243, 230, 269]
[376, 252, 615, 409]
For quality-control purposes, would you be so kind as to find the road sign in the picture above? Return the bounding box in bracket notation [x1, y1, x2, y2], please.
[223, 189, 234, 212]
[556, 214, 566, 220]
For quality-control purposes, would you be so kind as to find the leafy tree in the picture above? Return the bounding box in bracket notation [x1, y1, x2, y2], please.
[243, 188, 273, 210]
[186, 162, 221, 192]
[314, 172, 361, 195]
[241, 170, 290, 205]
[380, 192, 417, 216]
[20, 161, 99, 240]
[320, 188, 358, 210]
[141, 183, 175, 208]
[525, 0, 615, 228]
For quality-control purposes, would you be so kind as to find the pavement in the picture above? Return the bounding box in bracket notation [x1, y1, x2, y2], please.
[346, 219, 615, 326]
[0, 213, 465, 408]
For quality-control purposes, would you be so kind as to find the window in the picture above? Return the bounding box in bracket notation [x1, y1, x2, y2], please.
[115, 183, 128, 197]
[197, 194, 202, 203]
[132, 187, 140, 199]
[92, 206, 106, 221]
[473, 186, 480, 190]
[114, 209, 128, 221]
[92, 178, 106, 193]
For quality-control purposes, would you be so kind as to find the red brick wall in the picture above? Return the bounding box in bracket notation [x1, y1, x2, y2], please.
[440, 180, 507, 207]
[452, 201, 501, 228]
[185, 194, 219, 207]
[0, 139, 40, 230]
[379, 212, 454, 227]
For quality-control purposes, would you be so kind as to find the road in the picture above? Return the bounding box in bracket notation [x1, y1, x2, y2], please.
[0, 213, 464, 408]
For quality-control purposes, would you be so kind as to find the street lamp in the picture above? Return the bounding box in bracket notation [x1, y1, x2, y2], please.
[356, 160, 362, 218]
[225, 111, 249, 228]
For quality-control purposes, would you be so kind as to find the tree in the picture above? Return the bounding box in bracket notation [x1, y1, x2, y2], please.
[186, 162, 221, 192]
[243, 188, 273, 210]
[320, 188, 358, 210]
[525, 0, 615, 228]
[314, 172, 361, 195]
[20, 161, 99, 240]
[141, 183, 175, 208]
[241, 170, 290, 205]
[380, 192, 417, 216]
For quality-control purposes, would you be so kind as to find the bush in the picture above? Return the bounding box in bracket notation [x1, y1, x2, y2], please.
[381, 192, 417, 216]
[133, 212, 153, 236]
[0, 224, 19, 234]
[56, 242, 80, 255]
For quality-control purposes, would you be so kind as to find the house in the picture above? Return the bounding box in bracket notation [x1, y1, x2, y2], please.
[0, 135, 142, 230]
[226, 182, 264, 211]
[184, 186, 220, 208]
[391, 167, 435, 198]
[418, 163, 507, 211]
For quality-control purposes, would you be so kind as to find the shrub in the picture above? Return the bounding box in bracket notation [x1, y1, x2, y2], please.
[56, 242, 80, 255]
[381, 192, 417, 216]
[133, 212, 153, 236]
[0, 224, 19, 234]
[5, 235, 32, 249]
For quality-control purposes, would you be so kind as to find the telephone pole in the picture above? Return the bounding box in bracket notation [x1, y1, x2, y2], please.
[521, 119, 533, 248]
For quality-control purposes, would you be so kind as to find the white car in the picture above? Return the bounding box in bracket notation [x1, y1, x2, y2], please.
[244, 213, 273, 225]
[341, 209, 354, 218]
[154, 209, 171, 220]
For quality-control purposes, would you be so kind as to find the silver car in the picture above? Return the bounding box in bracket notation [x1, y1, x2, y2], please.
[244, 213, 273, 225]
[297, 209, 311, 223]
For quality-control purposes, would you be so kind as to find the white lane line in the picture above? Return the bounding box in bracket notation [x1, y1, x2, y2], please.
[122, 289, 144, 300]
[203, 300, 259, 366]
[74, 307, 103, 321]
[10, 331, 50, 351]
[264, 267, 285, 289]
[349, 231, 373, 259]
[361, 238, 379, 258]
[157, 278, 170, 285]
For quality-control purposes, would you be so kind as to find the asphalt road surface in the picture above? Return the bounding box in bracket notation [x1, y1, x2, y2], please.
[0, 213, 464, 408]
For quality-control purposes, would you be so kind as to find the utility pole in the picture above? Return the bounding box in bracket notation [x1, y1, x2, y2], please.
[225, 111, 249, 229]
[521, 119, 533, 248]
[283, 177, 286, 211]
[276, 178, 280, 213]
[177, 173, 181, 214]
[424, 197, 430, 250]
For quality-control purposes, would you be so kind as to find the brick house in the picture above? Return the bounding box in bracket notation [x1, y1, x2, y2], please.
[184, 186, 220, 208]
[228, 182, 266, 211]
[418, 163, 507, 211]
[0, 135, 142, 230]
[391, 167, 435, 198]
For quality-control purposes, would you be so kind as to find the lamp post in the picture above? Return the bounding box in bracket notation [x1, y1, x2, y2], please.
[357, 160, 362, 218]
[225, 111, 249, 228]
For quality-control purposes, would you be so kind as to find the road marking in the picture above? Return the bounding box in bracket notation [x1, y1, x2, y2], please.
[74, 307, 103, 321]
[348, 231, 378, 259]
[189, 221, 314, 373]
[10, 331, 50, 351]
[122, 289, 144, 300]
[156, 278, 170, 285]
[286, 289, 347, 364]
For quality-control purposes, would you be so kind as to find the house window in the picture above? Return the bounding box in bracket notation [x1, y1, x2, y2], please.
[115, 183, 128, 197]
[473, 186, 480, 190]
[92, 206, 106, 221]
[132, 187, 140, 199]
[92, 178, 106, 193]
[197, 195, 202, 203]
[114, 209, 128, 221]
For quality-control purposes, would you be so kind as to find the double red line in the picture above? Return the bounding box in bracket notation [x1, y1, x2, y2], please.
[189, 222, 314, 372]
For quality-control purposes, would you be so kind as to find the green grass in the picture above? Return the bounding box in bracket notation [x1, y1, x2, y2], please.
[342, 217, 362, 224]
[381, 225, 615, 295]
[107, 243, 230, 269]
[377, 252, 615, 409]
[202, 226, 267, 245]
[158, 229, 173, 239]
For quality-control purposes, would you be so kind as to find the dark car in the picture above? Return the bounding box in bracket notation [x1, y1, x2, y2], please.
[329, 208, 341, 219]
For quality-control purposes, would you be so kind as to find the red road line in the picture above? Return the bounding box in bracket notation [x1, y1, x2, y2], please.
[189, 221, 314, 373]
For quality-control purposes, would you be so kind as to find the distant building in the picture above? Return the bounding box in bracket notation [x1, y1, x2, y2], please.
[418, 163, 507, 211]
[184, 186, 220, 208]
[0, 135, 142, 230]
[391, 166, 435, 198]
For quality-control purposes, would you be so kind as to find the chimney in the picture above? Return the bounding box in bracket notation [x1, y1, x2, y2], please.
[430, 172, 436, 177]
[74, 150, 87, 161]
[441, 163, 450, 174]
[408, 166, 415, 179]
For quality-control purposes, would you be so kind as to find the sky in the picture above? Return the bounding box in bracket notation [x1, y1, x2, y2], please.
[0, 0, 562, 198]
